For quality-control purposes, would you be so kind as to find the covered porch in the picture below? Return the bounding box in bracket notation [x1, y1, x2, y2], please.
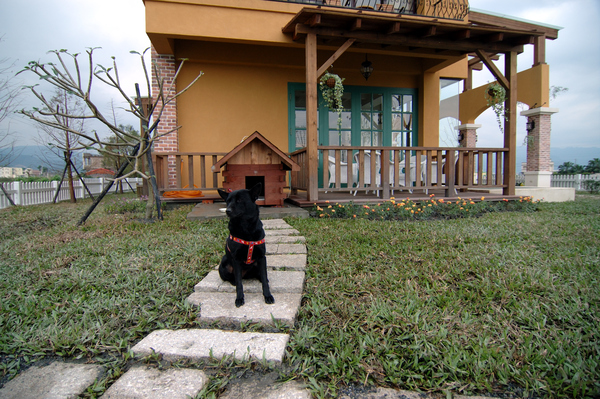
[283, 7, 555, 203]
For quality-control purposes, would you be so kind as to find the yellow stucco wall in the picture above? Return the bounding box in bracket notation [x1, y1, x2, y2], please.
[175, 40, 439, 153]
[146, 0, 481, 155]
[459, 63, 550, 123]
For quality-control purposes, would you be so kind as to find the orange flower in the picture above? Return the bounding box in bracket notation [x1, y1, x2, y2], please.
[480, 197, 485, 201]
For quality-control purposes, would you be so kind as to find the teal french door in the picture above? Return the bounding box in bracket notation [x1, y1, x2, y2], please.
[288, 83, 418, 185]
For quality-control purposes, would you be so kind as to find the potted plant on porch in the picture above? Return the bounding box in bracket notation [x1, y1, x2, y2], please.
[319, 71, 345, 127]
[485, 82, 506, 133]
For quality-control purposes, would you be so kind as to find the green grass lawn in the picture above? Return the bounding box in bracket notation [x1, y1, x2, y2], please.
[0, 194, 598, 398]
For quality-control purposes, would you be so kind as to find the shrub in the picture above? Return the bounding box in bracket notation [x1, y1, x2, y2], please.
[583, 179, 600, 194]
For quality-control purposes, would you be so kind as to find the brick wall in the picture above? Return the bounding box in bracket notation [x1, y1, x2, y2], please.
[151, 47, 179, 187]
[524, 113, 553, 172]
[457, 124, 480, 148]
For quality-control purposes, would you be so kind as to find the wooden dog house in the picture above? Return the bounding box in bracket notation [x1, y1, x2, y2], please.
[212, 131, 300, 206]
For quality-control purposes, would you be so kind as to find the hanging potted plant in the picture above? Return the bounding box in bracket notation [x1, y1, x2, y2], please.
[319, 71, 345, 127]
[485, 82, 506, 133]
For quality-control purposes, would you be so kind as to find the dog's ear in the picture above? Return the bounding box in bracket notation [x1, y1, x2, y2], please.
[218, 189, 229, 201]
[249, 183, 262, 202]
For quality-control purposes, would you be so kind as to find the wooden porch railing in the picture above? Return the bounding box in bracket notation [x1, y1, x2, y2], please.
[291, 146, 508, 199]
[153, 152, 227, 193]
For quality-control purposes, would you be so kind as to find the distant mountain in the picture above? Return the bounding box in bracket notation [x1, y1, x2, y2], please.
[516, 146, 600, 172]
[0, 145, 93, 173]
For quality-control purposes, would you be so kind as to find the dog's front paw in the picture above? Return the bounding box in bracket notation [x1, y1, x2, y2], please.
[235, 297, 245, 307]
[264, 295, 275, 305]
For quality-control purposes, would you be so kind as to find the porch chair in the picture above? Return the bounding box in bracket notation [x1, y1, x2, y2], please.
[389, 154, 418, 194]
[326, 156, 358, 193]
[353, 151, 381, 196]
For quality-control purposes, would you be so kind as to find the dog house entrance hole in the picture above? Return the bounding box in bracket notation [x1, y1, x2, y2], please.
[246, 176, 265, 198]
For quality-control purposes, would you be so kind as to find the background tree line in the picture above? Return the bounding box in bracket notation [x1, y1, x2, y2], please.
[556, 158, 600, 175]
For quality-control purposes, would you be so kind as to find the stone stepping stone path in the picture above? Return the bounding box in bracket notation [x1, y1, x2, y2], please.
[125, 218, 309, 397]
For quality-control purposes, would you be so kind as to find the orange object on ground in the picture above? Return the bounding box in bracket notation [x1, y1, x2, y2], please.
[163, 185, 204, 198]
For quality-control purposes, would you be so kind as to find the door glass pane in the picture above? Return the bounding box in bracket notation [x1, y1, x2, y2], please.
[392, 95, 401, 111]
[373, 131, 382, 146]
[295, 110, 306, 129]
[372, 94, 383, 111]
[403, 95, 412, 112]
[403, 114, 412, 130]
[361, 113, 372, 129]
[361, 131, 372, 146]
[295, 130, 306, 148]
[392, 113, 403, 130]
[374, 112, 383, 130]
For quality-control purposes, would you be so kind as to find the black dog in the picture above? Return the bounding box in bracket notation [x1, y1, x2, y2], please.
[218, 183, 275, 308]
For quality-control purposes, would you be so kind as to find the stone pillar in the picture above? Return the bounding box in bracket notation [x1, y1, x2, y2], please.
[520, 107, 558, 187]
[151, 46, 179, 188]
[456, 124, 480, 147]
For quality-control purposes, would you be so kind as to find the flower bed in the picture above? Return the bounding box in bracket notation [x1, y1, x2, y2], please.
[311, 195, 539, 221]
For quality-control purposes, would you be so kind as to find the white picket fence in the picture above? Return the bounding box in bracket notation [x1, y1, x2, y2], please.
[551, 173, 600, 190]
[0, 178, 143, 210]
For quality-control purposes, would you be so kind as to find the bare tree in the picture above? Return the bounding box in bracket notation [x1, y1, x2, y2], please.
[18, 47, 203, 223]
[34, 88, 91, 202]
[0, 37, 22, 166]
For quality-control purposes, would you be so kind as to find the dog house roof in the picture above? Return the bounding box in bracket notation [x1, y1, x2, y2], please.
[212, 131, 300, 172]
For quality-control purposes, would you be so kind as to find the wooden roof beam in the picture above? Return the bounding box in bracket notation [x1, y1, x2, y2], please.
[487, 32, 504, 43]
[420, 26, 437, 38]
[317, 38, 356, 77]
[454, 29, 471, 40]
[293, 24, 524, 53]
[351, 18, 363, 31]
[476, 49, 509, 90]
[387, 21, 401, 35]
[308, 14, 322, 28]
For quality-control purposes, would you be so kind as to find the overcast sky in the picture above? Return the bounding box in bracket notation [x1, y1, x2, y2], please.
[1, 0, 599, 151]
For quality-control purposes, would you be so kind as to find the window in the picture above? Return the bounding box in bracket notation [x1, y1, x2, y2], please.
[289, 84, 417, 151]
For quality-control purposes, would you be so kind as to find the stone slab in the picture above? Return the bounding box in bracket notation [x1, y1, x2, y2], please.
[261, 219, 294, 229]
[266, 254, 307, 271]
[220, 372, 310, 399]
[102, 366, 208, 399]
[265, 235, 306, 244]
[132, 329, 289, 363]
[266, 244, 307, 255]
[187, 292, 302, 326]
[0, 361, 103, 399]
[194, 271, 305, 294]
[264, 228, 300, 236]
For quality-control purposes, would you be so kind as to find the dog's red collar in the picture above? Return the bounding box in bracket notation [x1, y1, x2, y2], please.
[228, 235, 266, 264]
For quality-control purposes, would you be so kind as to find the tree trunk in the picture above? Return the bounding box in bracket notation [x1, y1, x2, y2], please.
[77, 143, 140, 226]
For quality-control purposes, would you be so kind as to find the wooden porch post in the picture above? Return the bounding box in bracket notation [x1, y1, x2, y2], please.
[504, 51, 517, 196]
[306, 33, 319, 202]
